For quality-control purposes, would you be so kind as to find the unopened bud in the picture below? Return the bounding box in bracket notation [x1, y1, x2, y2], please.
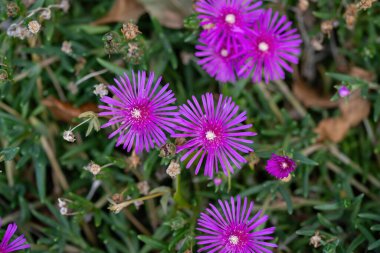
[159, 143, 176, 158]
[40, 8, 51, 20]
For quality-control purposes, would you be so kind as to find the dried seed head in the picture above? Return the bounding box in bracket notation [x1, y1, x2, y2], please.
[57, 198, 67, 208]
[137, 181, 150, 195]
[28, 20, 41, 34]
[40, 8, 51, 20]
[61, 41, 72, 54]
[7, 2, 20, 17]
[74, 57, 86, 75]
[357, 0, 377, 10]
[60, 0, 70, 12]
[159, 143, 176, 158]
[310, 231, 322, 248]
[84, 161, 102, 176]
[126, 43, 142, 64]
[93, 83, 109, 98]
[0, 70, 8, 81]
[166, 160, 181, 178]
[63, 130, 75, 142]
[344, 4, 358, 30]
[126, 151, 140, 170]
[121, 23, 141, 40]
[311, 37, 324, 51]
[320, 20, 335, 37]
[112, 193, 123, 204]
[60, 206, 68, 215]
[298, 0, 309, 12]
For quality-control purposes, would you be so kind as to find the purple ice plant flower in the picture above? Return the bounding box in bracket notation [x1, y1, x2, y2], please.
[196, 0, 263, 51]
[173, 93, 256, 178]
[0, 219, 30, 253]
[195, 38, 240, 83]
[196, 195, 277, 252]
[265, 153, 297, 179]
[238, 9, 302, 84]
[338, 85, 350, 97]
[99, 71, 177, 153]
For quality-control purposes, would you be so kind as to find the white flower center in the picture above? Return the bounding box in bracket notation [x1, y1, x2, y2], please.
[258, 42, 269, 52]
[220, 49, 229, 57]
[229, 235, 239, 245]
[206, 131, 216, 141]
[225, 14, 236, 24]
[281, 162, 288, 169]
[131, 108, 141, 119]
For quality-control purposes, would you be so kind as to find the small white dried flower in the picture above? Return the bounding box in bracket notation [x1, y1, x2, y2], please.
[137, 181, 150, 195]
[57, 198, 67, 208]
[63, 130, 75, 142]
[166, 160, 181, 178]
[310, 231, 322, 248]
[84, 161, 102, 176]
[60, 0, 70, 12]
[61, 41, 72, 54]
[93, 83, 108, 98]
[40, 8, 51, 20]
[28, 20, 41, 34]
[60, 206, 68, 215]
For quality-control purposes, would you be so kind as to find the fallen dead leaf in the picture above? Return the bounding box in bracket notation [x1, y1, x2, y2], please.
[314, 118, 351, 143]
[42, 96, 99, 123]
[293, 80, 338, 108]
[315, 91, 370, 143]
[92, 0, 146, 25]
[339, 92, 371, 126]
[93, 0, 192, 29]
[138, 0, 193, 29]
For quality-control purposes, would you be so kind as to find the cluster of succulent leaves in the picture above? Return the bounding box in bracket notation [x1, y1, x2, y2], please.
[1, 0, 380, 253]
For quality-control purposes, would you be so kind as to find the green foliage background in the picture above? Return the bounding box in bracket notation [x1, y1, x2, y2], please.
[1, 0, 380, 252]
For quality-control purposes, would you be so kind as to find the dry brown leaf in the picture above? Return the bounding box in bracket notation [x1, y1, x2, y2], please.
[293, 80, 338, 108]
[339, 93, 371, 126]
[138, 0, 193, 29]
[93, 0, 192, 28]
[314, 118, 351, 143]
[42, 96, 99, 123]
[92, 0, 146, 25]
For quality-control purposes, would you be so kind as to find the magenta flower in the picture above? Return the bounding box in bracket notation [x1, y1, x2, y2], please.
[338, 85, 350, 97]
[265, 154, 297, 179]
[99, 71, 177, 153]
[173, 93, 256, 178]
[196, 0, 263, 51]
[238, 9, 302, 83]
[0, 219, 30, 252]
[195, 38, 239, 83]
[196, 195, 277, 252]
